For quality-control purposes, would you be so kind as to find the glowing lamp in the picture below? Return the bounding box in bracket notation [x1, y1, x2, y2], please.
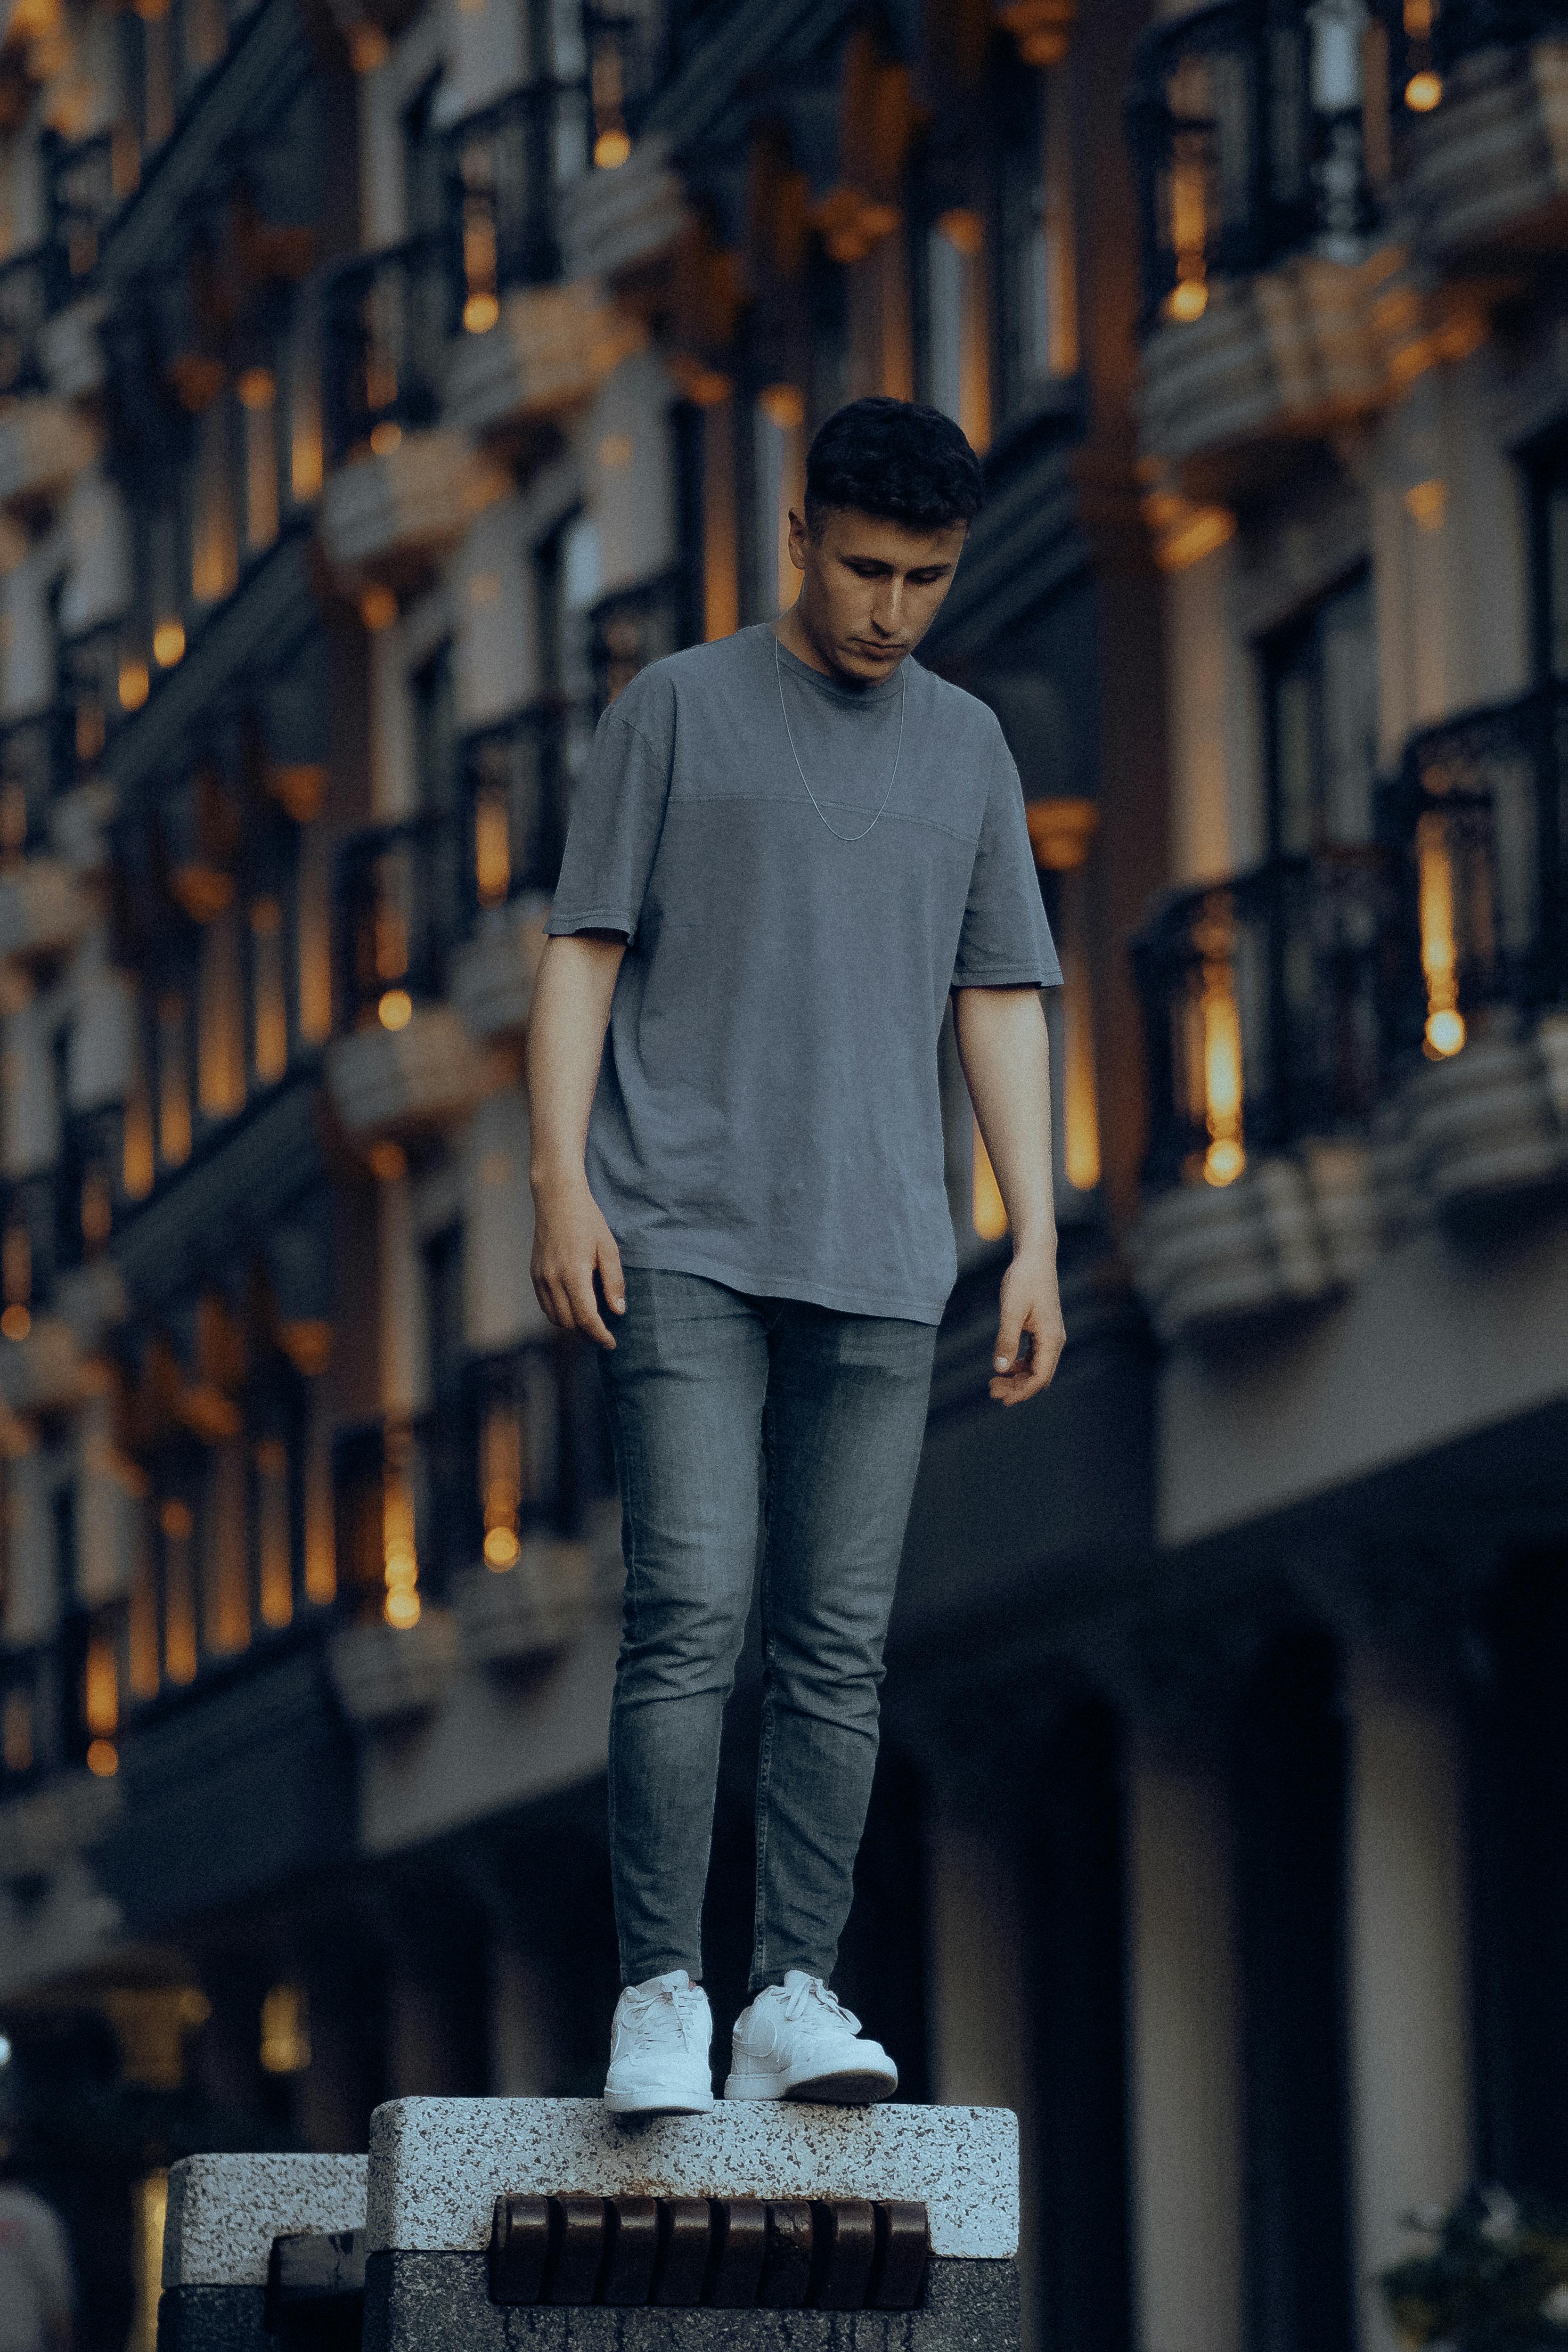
[86, 1738, 118, 1777]
[485, 1526, 520, 1570]
[464, 292, 499, 335]
[378, 988, 413, 1031]
[1425, 1007, 1466, 1059]
[595, 129, 631, 169]
[1405, 71, 1442, 111]
[1166, 280, 1208, 324]
[1204, 1138, 1245, 1187]
[0, 1305, 30, 1340]
[384, 1585, 421, 1628]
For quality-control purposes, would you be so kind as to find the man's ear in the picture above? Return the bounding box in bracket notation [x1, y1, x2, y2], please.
[786, 507, 810, 573]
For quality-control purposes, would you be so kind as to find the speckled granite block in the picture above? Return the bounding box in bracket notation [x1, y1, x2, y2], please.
[156, 2154, 368, 2352]
[164, 2154, 369, 2287]
[362, 2250, 1019, 2352]
[367, 2102, 1017, 2262]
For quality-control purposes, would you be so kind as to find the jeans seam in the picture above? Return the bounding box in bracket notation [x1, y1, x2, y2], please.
[751, 1386, 778, 1993]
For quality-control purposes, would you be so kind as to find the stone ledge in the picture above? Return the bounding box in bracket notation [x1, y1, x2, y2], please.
[366, 2101, 1018, 2262]
[163, 2154, 368, 2287]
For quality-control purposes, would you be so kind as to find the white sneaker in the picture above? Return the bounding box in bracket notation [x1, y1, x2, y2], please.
[724, 1970, 898, 2105]
[603, 1971, 715, 2115]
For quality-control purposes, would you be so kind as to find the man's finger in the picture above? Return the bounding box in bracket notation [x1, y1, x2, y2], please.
[993, 1298, 1025, 1375]
[597, 1232, 626, 1315]
[564, 1266, 617, 1348]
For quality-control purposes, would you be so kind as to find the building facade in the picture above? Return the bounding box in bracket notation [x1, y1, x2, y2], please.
[0, 2, 1565, 2350]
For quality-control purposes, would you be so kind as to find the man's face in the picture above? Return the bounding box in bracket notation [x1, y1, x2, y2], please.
[787, 506, 968, 685]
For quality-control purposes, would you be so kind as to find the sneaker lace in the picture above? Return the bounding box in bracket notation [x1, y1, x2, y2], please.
[627, 1977, 706, 2055]
[779, 1976, 860, 2035]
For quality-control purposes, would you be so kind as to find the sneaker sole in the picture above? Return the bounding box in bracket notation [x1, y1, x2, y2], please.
[603, 2086, 714, 2116]
[723, 2066, 898, 2105]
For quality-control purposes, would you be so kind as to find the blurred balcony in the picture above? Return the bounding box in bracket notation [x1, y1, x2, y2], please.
[1388, 686, 1568, 1216]
[448, 702, 586, 1042]
[1126, 0, 1434, 486]
[449, 1339, 592, 1667]
[318, 237, 506, 590]
[1130, 853, 1393, 1344]
[324, 813, 490, 1141]
[1400, 6, 1568, 270]
[0, 235, 94, 516]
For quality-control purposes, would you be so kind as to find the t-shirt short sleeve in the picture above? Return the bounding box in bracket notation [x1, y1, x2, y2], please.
[547, 695, 674, 943]
[952, 722, 1063, 989]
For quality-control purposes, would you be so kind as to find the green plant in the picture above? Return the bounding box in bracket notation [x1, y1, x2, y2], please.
[1381, 2188, 1568, 2350]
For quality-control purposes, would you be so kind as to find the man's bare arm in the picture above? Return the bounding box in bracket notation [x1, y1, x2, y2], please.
[526, 932, 628, 1348]
[953, 984, 1066, 1406]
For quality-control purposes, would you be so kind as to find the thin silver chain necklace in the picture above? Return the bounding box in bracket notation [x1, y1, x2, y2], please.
[775, 634, 906, 844]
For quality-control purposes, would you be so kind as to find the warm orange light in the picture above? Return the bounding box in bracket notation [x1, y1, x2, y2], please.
[85, 1632, 118, 1737]
[359, 584, 397, 631]
[1405, 70, 1442, 111]
[237, 367, 275, 410]
[383, 1451, 419, 1626]
[464, 291, 499, 334]
[1418, 812, 1466, 1061]
[1062, 952, 1101, 1194]
[594, 128, 631, 169]
[1200, 964, 1245, 1186]
[369, 420, 402, 456]
[384, 1585, 421, 1627]
[119, 659, 150, 711]
[86, 1737, 118, 1777]
[474, 786, 511, 906]
[0, 1305, 30, 1341]
[378, 988, 413, 1031]
[1166, 278, 1208, 323]
[153, 620, 185, 668]
[485, 1526, 520, 1569]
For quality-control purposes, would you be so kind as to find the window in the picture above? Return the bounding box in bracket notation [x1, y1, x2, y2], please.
[1264, 572, 1377, 856]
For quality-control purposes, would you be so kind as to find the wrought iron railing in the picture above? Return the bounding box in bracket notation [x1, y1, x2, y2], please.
[458, 701, 588, 925]
[1384, 682, 1568, 1055]
[334, 810, 465, 1031]
[0, 712, 75, 860]
[446, 82, 592, 329]
[322, 233, 453, 467]
[1133, 850, 1394, 1192]
[1126, 0, 1382, 328]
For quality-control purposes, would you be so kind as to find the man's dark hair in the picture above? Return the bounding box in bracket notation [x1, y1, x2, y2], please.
[804, 398, 983, 535]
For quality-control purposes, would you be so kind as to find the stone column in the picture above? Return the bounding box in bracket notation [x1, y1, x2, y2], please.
[1127, 1748, 1243, 2352]
[1346, 1655, 1472, 2352]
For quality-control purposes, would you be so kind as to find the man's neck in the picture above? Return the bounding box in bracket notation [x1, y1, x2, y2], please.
[772, 602, 895, 693]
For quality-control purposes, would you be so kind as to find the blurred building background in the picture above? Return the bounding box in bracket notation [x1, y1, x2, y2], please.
[0, 0, 1563, 2345]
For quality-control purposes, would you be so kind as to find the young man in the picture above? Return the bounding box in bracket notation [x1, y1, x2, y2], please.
[528, 397, 1065, 2114]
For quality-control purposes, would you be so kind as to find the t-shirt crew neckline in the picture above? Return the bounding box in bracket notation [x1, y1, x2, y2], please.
[769, 624, 906, 705]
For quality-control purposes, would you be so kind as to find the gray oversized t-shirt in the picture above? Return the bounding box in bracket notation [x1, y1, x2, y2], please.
[547, 622, 1061, 1324]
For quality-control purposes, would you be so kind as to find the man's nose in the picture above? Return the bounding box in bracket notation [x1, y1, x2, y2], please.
[871, 580, 904, 636]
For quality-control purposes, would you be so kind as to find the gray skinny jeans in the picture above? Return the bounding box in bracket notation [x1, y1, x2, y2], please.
[598, 1267, 937, 1994]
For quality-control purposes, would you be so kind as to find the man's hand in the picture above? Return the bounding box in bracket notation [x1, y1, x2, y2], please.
[531, 1175, 626, 1348]
[989, 1238, 1066, 1406]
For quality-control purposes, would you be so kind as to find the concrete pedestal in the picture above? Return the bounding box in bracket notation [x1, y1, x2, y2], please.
[155, 2154, 367, 2351]
[363, 2100, 1020, 2351]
